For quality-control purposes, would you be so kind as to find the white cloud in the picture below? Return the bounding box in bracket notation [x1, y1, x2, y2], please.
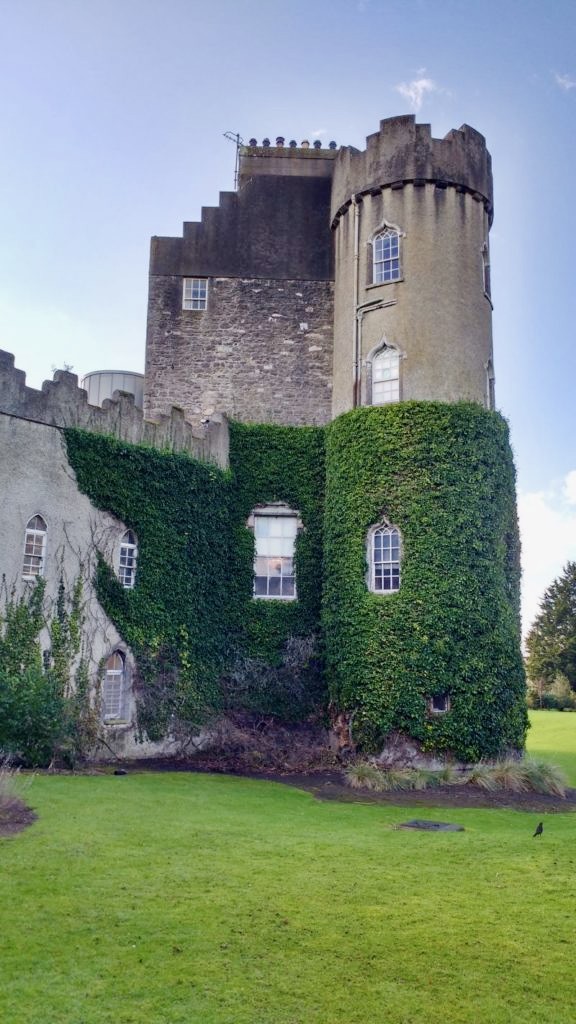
[395, 75, 438, 112]
[518, 472, 576, 637]
[554, 72, 576, 91]
[563, 470, 576, 504]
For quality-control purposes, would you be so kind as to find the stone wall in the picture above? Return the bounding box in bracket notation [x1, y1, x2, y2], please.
[144, 276, 334, 426]
[0, 413, 183, 759]
[0, 349, 228, 468]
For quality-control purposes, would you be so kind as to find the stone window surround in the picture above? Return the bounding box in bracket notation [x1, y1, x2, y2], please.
[367, 221, 405, 287]
[102, 649, 131, 725]
[428, 693, 451, 715]
[22, 513, 48, 580]
[366, 519, 402, 595]
[363, 338, 405, 407]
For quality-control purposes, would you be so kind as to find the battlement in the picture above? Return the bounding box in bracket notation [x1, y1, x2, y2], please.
[331, 114, 493, 224]
[0, 350, 229, 468]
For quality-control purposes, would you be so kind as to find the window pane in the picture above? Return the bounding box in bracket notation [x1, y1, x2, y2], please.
[254, 576, 268, 595]
[268, 577, 281, 596]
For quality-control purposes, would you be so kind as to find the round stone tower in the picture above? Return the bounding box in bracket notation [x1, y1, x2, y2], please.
[330, 115, 494, 417]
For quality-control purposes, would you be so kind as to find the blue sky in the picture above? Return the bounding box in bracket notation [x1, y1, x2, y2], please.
[1, 0, 575, 633]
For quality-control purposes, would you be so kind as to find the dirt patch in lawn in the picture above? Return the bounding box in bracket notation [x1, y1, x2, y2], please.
[0, 799, 37, 838]
[105, 757, 576, 814]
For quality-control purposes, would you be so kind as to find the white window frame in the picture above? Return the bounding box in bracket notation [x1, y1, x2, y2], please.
[482, 241, 491, 299]
[368, 524, 401, 594]
[182, 278, 208, 311]
[373, 227, 401, 284]
[102, 651, 128, 722]
[247, 505, 301, 601]
[22, 515, 47, 580]
[371, 346, 400, 405]
[118, 530, 138, 589]
[485, 358, 495, 411]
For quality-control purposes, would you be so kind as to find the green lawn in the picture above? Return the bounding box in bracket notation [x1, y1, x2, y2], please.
[2, 715, 576, 1024]
[527, 709, 576, 784]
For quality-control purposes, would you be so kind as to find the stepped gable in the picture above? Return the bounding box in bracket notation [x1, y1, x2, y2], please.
[0, 350, 228, 468]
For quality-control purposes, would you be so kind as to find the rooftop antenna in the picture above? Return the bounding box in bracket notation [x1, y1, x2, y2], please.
[223, 131, 243, 190]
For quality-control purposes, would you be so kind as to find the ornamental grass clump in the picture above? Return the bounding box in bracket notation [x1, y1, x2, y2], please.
[345, 761, 386, 791]
[521, 758, 567, 797]
[0, 759, 30, 819]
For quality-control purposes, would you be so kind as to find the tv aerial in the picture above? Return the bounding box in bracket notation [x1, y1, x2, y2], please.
[223, 131, 244, 190]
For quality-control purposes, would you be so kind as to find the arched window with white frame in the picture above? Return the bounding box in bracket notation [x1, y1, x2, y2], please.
[22, 515, 47, 579]
[368, 524, 402, 594]
[371, 346, 400, 405]
[102, 651, 128, 722]
[373, 227, 401, 284]
[118, 530, 138, 589]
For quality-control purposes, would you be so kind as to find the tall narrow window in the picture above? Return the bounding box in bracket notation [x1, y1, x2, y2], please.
[183, 278, 208, 310]
[482, 242, 491, 299]
[486, 359, 495, 411]
[118, 530, 138, 589]
[373, 228, 401, 284]
[102, 651, 127, 722]
[369, 525, 401, 593]
[372, 347, 400, 405]
[251, 508, 298, 600]
[22, 515, 47, 579]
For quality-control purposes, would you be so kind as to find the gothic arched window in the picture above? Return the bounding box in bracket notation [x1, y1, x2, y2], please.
[371, 347, 400, 405]
[373, 228, 401, 284]
[368, 524, 401, 594]
[22, 515, 47, 579]
[118, 530, 138, 589]
[102, 651, 128, 722]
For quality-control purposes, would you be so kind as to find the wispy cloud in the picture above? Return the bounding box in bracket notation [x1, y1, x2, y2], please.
[554, 72, 576, 91]
[518, 471, 576, 636]
[394, 74, 439, 112]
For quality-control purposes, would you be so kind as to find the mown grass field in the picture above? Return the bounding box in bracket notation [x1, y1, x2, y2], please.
[527, 709, 576, 784]
[2, 712, 576, 1024]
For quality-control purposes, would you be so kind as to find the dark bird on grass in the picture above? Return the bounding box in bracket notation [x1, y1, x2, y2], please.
[533, 821, 544, 837]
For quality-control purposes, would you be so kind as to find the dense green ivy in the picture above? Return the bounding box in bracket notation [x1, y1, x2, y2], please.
[64, 423, 326, 736]
[323, 402, 527, 761]
[65, 402, 526, 760]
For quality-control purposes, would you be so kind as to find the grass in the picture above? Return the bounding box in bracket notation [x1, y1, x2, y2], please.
[527, 709, 576, 785]
[0, 712, 575, 1024]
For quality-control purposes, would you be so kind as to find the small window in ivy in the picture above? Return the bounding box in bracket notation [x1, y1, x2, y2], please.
[369, 524, 401, 593]
[183, 278, 208, 310]
[118, 530, 138, 589]
[102, 651, 128, 722]
[429, 693, 451, 715]
[22, 515, 47, 579]
[249, 507, 299, 600]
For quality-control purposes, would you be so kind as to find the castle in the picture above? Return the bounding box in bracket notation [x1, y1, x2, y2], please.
[0, 116, 527, 763]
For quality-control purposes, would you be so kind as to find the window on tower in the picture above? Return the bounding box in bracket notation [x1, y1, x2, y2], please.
[367, 523, 402, 594]
[373, 228, 401, 284]
[182, 278, 208, 311]
[371, 346, 400, 405]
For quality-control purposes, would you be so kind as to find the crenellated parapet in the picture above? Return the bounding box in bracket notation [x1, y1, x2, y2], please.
[331, 114, 493, 226]
[0, 350, 229, 468]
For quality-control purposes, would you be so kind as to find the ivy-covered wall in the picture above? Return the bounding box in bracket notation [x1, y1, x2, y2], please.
[323, 402, 527, 761]
[64, 422, 326, 736]
[65, 400, 526, 761]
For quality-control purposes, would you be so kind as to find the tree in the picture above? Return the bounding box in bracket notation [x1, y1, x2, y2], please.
[526, 562, 576, 692]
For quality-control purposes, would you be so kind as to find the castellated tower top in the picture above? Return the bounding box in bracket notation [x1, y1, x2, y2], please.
[331, 114, 493, 225]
